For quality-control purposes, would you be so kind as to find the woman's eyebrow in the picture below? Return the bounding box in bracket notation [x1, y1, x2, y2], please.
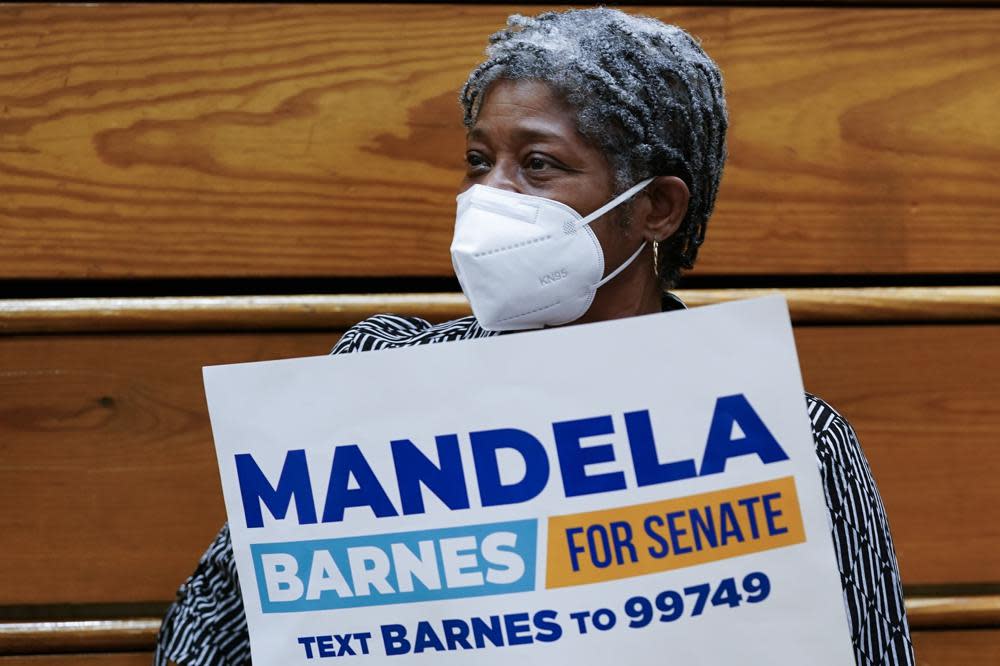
[466, 125, 569, 145]
[512, 127, 567, 144]
[466, 127, 488, 142]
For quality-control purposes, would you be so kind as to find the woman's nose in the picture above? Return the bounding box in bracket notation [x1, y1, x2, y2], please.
[480, 162, 521, 193]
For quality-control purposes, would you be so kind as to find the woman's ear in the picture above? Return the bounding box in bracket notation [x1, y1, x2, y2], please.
[634, 176, 690, 242]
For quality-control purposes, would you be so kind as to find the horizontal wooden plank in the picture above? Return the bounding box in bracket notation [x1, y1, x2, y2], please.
[0, 324, 996, 606]
[630, 0, 1000, 4]
[913, 629, 1000, 665]
[0, 655, 151, 666]
[0, 593, 995, 659]
[0, 331, 334, 606]
[1, 5, 997, 278]
[9, 639, 986, 666]
[641, 0, 1000, 4]
[0, 595, 996, 655]
[1, 287, 998, 334]
[0, 620, 158, 655]
[908, 595, 1000, 629]
[796, 325, 1000, 586]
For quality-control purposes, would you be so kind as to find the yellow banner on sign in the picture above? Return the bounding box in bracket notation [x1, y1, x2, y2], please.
[546, 476, 805, 589]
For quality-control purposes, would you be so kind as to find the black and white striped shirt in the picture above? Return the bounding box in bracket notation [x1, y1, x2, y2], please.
[156, 303, 915, 665]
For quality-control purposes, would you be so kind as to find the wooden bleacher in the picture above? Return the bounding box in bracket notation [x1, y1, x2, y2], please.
[1, 3, 998, 664]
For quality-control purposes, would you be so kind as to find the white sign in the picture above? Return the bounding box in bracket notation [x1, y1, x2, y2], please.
[204, 296, 854, 665]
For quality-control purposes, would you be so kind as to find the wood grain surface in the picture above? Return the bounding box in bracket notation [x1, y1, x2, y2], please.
[908, 595, 1000, 629]
[1, 287, 998, 334]
[796, 325, 1000, 587]
[913, 629, 1000, 665]
[0, 324, 996, 605]
[0, 656, 152, 666]
[2, 633, 998, 666]
[0, 332, 333, 606]
[1, 5, 998, 279]
[0, 620, 159, 654]
[1, 596, 998, 655]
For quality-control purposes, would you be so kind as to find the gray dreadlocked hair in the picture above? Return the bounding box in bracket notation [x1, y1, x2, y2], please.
[460, 8, 728, 288]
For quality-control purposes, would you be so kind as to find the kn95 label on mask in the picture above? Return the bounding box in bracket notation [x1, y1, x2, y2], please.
[203, 296, 855, 665]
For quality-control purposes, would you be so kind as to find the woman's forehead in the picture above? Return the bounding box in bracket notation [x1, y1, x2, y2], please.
[468, 79, 584, 145]
[479, 79, 568, 113]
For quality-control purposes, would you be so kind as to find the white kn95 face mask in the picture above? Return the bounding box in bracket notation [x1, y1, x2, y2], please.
[450, 178, 655, 332]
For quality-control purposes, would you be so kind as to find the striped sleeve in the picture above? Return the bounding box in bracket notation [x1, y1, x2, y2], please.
[154, 523, 251, 665]
[807, 394, 915, 666]
[330, 314, 488, 354]
[330, 314, 441, 354]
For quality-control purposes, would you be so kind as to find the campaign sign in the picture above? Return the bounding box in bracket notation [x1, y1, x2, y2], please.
[203, 296, 855, 664]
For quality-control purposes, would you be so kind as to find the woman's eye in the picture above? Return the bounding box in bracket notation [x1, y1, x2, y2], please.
[465, 152, 489, 170]
[527, 156, 550, 171]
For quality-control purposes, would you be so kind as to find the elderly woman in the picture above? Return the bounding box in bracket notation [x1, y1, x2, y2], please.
[156, 8, 914, 665]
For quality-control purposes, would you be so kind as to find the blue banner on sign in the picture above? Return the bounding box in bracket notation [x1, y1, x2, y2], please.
[251, 519, 538, 613]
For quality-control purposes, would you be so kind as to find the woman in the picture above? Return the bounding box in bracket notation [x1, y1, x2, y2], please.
[157, 8, 914, 665]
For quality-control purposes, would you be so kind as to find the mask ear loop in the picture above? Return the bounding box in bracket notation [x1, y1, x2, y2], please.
[581, 177, 656, 289]
[578, 177, 656, 227]
[596, 241, 647, 288]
